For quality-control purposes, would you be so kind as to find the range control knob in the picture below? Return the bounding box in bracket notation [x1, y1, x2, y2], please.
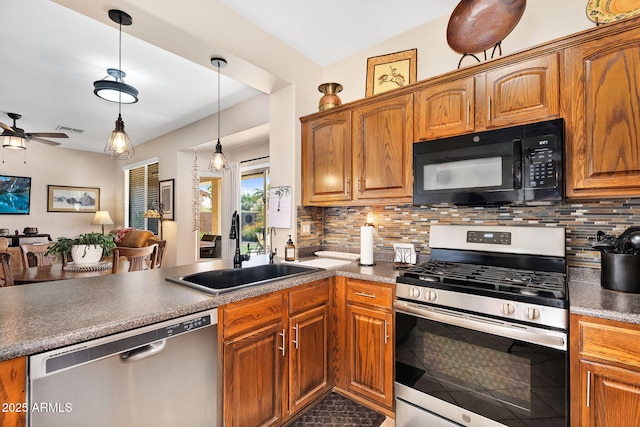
[425, 290, 437, 302]
[501, 303, 515, 316]
[527, 307, 540, 320]
[409, 287, 421, 298]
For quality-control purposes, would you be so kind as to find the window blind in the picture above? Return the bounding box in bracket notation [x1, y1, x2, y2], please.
[127, 162, 159, 233]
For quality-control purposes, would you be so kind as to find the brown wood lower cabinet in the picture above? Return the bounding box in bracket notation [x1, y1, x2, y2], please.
[571, 314, 640, 427]
[219, 279, 330, 426]
[0, 357, 26, 427]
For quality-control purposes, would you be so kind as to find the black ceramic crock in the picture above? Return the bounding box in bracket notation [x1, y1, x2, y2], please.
[601, 252, 640, 293]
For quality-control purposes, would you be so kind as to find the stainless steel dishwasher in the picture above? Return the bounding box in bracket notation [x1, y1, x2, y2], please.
[28, 309, 217, 427]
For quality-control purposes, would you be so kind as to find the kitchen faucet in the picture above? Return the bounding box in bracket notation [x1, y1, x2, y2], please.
[229, 210, 250, 268]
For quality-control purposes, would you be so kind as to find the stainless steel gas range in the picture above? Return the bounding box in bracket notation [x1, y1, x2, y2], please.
[394, 225, 568, 427]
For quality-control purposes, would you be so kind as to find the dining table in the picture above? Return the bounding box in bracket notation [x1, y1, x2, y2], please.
[13, 263, 112, 285]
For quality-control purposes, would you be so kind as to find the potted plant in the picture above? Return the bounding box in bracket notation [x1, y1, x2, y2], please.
[45, 232, 117, 265]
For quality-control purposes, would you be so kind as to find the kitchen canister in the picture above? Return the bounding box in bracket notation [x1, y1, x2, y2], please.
[601, 252, 640, 293]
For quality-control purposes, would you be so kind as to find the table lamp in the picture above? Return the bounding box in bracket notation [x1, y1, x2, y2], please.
[91, 210, 114, 235]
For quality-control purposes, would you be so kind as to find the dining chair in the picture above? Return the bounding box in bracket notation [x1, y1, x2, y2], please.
[111, 245, 159, 274]
[147, 239, 167, 268]
[0, 252, 15, 287]
[20, 243, 54, 268]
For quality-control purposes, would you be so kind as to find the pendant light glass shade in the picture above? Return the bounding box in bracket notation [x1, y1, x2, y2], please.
[1, 135, 27, 150]
[209, 140, 228, 172]
[208, 57, 229, 173]
[104, 114, 135, 160]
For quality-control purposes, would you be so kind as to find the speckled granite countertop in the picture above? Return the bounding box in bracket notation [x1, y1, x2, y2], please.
[0, 256, 398, 361]
[4, 256, 638, 362]
[569, 267, 640, 324]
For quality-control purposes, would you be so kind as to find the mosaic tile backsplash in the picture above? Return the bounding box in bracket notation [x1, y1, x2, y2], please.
[297, 199, 640, 269]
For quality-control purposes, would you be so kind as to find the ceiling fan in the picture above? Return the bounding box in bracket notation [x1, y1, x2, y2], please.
[0, 112, 68, 147]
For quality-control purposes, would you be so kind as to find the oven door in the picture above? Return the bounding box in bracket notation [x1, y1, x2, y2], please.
[394, 304, 567, 427]
[413, 136, 522, 205]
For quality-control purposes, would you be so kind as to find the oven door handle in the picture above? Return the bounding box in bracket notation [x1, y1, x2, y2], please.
[394, 301, 566, 351]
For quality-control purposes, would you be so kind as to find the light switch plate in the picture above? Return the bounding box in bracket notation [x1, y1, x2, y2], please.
[301, 221, 311, 236]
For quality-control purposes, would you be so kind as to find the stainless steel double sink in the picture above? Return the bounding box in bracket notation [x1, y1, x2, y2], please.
[166, 263, 322, 295]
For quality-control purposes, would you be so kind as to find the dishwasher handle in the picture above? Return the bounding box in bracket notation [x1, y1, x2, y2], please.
[120, 340, 167, 363]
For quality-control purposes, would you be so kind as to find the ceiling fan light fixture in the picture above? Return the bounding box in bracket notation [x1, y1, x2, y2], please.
[1, 134, 27, 150]
[208, 56, 229, 173]
[104, 114, 135, 160]
[93, 68, 138, 103]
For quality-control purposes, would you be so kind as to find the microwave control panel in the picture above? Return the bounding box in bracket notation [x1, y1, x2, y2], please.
[523, 134, 560, 190]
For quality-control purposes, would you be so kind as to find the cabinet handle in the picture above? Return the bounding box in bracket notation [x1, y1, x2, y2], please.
[586, 370, 591, 408]
[466, 100, 470, 125]
[487, 96, 491, 121]
[278, 329, 286, 357]
[292, 323, 299, 349]
[346, 178, 350, 196]
[355, 291, 376, 299]
[384, 320, 389, 344]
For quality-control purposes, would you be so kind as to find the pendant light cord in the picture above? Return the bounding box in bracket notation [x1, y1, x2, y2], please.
[217, 61, 221, 142]
[118, 15, 123, 116]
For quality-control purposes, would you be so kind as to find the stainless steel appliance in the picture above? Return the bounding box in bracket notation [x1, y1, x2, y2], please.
[395, 225, 568, 427]
[29, 310, 218, 427]
[413, 119, 564, 206]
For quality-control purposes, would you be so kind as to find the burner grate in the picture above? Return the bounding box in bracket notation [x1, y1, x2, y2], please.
[401, 261, 566, 300]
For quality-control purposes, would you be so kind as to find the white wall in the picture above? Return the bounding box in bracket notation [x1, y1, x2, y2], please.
[322, 0, 592, 105]
[0, 143, 118, 240]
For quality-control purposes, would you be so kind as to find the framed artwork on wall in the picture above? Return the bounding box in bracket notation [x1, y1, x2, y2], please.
[159, 179, 175, 221]
[365, 48, 417, 97]
[47, 185, 100, 213]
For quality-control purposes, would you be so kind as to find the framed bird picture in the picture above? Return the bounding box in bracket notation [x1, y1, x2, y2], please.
[365, 48, 417, 97]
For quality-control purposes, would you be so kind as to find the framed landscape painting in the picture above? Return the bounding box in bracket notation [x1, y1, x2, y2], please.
[47, 185, 100, 213]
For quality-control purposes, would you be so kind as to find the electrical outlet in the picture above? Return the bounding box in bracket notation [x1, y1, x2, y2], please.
[301, 221, 311, 236]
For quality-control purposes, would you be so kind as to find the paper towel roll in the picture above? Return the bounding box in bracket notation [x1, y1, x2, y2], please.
[360, 225, 375, 266]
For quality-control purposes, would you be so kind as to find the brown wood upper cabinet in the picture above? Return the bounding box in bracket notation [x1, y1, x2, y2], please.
[570, 315, 640, 427]
[352, 94, 413, 202]
[564, 26, 640, 199]
[415, 53, 560, 140]
[302, 93, 413, 206]
[219, 280, 330, 426]
[301, 110, 351, 205]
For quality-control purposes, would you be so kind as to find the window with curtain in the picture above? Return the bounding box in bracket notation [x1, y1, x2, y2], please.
[126, 161, 159, 234]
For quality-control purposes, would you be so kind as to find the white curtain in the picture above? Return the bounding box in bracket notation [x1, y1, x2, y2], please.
[221, 162, 241, 259]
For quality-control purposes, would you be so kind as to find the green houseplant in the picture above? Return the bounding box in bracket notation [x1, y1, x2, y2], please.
[45, 232, 116, 265]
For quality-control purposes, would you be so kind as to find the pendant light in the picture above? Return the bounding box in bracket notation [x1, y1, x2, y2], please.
[103, 9, 135, 160]
[208, 57, 229, 172]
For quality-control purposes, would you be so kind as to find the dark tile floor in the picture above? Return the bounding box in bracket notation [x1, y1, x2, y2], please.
[289, 392, 386, 427]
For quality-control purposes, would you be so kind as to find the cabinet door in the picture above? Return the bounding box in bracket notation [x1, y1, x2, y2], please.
[580, 360, 640, 427]
[301, 110, 352, 205]
[352, 94, 413, 201]
[223, 322, 285, 427]
[482, 53, 560, 129]
[565, 29, 640, 198]
[0, 357, 26, 427]
[414, 77, 475, 140]
[289, 305, 329, 414]
[346, 304, 393, 408]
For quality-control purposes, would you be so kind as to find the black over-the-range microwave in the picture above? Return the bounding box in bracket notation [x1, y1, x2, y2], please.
[413, 118, 564, 206]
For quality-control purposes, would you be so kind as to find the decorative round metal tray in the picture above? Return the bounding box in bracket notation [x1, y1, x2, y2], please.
[63, 261, 112, 272]
[447, 0, 527, 54]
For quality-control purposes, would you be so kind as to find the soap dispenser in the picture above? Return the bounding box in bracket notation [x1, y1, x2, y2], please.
[285, 235, 296, 261]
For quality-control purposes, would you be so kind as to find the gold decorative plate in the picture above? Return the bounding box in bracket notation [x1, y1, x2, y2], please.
[586, 0, 640, 24]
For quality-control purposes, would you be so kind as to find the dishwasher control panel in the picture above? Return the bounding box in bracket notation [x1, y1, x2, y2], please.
[30, 310, 217, 378]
